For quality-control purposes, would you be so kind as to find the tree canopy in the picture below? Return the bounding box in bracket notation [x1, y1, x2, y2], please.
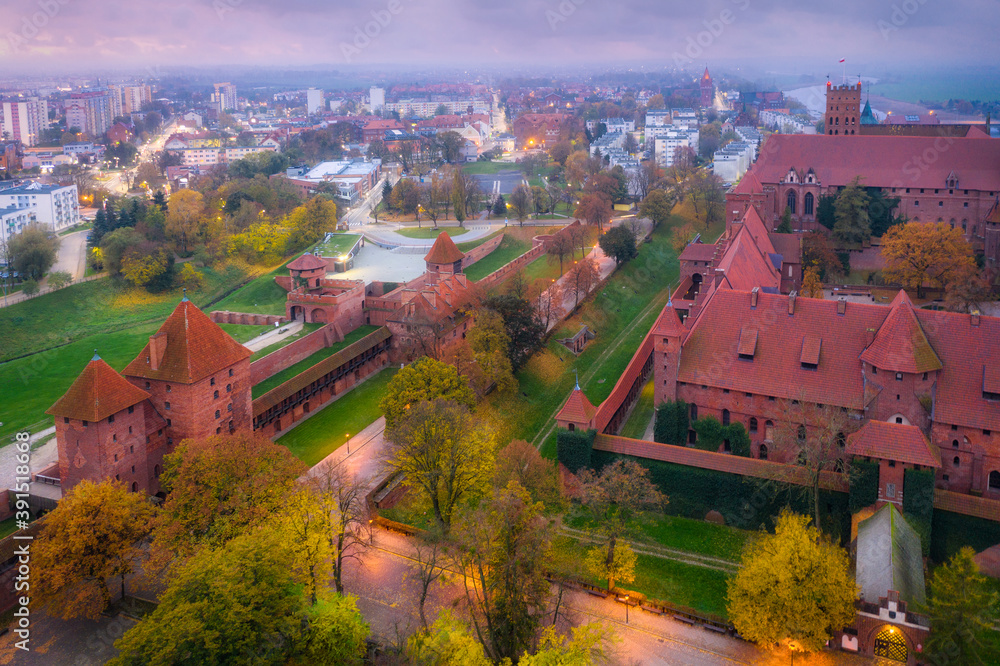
[598, 224, 638, 266]
[380, 356, 477, 430]
[881, 221, 977, 298]
[9, 223, 58, 281]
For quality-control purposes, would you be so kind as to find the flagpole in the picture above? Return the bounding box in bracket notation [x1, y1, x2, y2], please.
[842, 60, 846, 85]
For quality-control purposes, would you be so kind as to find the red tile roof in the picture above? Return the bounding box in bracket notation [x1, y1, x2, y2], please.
[652, 304, 686, 338]
[739, 205, 776, 255]
[424, 232, 466, 265]
[123, 299, 251, 384]
[752, 134, 1000, 192]
[47, 354, 150, 422]
[679, 290, 890, 409]
[845, 421, 941, 468]
[287, 253, 328, 270]
[557, 388, 597, 425]
[731, 170, 763, 195]
[678, 242, 717, 262]
[860, 290, 942, 374]
[715, 225, 781, 292]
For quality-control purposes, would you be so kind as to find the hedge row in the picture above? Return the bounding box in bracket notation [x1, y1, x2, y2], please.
[557, 428, 596, 473]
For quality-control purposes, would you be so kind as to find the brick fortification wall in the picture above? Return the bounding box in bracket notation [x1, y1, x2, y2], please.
[249, 323, 343, 386]
[210, 311, 287, 326]
[475, 243, 546, 289]
[461, 234, 504, 268]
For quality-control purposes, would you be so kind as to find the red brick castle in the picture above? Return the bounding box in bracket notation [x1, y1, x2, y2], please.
[47, 296, 252, 497]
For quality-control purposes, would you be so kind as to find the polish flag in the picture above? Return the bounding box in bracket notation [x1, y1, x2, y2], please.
[839, 58, 846, 63]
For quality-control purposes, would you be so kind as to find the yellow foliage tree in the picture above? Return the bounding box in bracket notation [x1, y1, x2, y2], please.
[122, 250, 168, 287]
[33, 480, 156, 620]
[881, 221, 976, 298]
[801, 266, 824, 299]
[727, 511, 857, 652]
[227, 221, 291, 263]
[177, 262, 205, 291]
[165, 189, 207, 254]
[287, 196, 337, 248]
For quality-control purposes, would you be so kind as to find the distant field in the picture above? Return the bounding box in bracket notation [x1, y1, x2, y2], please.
[461, 161, 521, 175]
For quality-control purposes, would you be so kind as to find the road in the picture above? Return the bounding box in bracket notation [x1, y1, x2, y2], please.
[49, 229, 89, 282]
[472, 169, 528, 196]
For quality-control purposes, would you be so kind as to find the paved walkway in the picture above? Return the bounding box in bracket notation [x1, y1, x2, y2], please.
[0, 427, 58, 490]
[242, 320, 304, 353]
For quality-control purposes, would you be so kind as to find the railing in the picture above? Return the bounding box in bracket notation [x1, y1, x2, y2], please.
[35, 474, 60, 487]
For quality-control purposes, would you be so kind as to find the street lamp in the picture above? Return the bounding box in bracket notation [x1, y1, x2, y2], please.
[624, 595, 630, 624]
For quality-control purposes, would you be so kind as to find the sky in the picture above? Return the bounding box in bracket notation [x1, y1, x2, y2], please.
[1, 0, 998, 74]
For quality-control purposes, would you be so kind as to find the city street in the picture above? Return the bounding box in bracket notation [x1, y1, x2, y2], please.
[49, 229, 89, 281]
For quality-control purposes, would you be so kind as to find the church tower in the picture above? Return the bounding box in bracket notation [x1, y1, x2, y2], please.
[700, 67, 714, 108]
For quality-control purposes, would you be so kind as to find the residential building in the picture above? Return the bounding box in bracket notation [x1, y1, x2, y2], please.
[66, 91, 114, 137]
[0, 181, 79, 231]
[511, 113, 577, 148]
[280, 159, 382, 203]
[119, 84, 152, 115]
[212, 82, 238, 112]
[306, 88, 324, 115]
[713, 141, 755, 183]
[591, 131, 625, 157]
[370, 86, 385, 111]
[653, 128, 699, 168]
[759, 110, 810, 134]
[1, 97, 49, 146]
[0, 205, 34, 246]
[0, 142, 21, 172]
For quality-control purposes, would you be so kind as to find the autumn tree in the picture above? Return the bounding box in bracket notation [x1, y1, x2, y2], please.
[801, 231, 843, 281]
[456, 481, 552, 663]
[9, 223, 58, 281]
[385, 399, 495, 530]
[727, 511, 857, 652]
[566, 255, 599, 310]
[307, 462, 371, 594]
[122, 248, 170, 288]
[287, 196, 337, 248]
[531, 185, 551, 216]
[493, 439, 563, 509]
[548, 140, 573, 167]
[801, 266, 824, 299]
[407, 531, 451, 631]
[945, 271, 995, 313]
[519, 625, 611, 666]
[165, 188, 206, 253]
[300, 594, 370, 665]
[483, 293, 545, 371]
[567, 222, 589, 258]
[832, 177, 871, 245]
[407, 610, 492, 665]
[468, 308, 517, 396]
[279, 485, 331, 605]
[577, 460, 666, 591]
[922, 547, 1000, 665]
[153, 432, 307, 559]
[379, 356, 477, 430]
[535, 280, 563, 331]
[881, 221, 977, 298]
[391, 178, 421, 219]
[688, 169, 726, 227]
[547, 231, 574, 275]
[671, 222, 698, 255]
[639, 188, 673, 228]
[509, 184, 533, 226]
[33, 480, 156, 620]
[598, 224, 638, 266]
[110, 530, 307, 666]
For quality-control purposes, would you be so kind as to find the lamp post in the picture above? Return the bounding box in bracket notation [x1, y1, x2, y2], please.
[346, 433, 350, 454]
[623, 595, 630, 624]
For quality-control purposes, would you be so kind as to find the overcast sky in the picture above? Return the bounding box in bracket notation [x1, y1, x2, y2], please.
[1, 0, 997, 73]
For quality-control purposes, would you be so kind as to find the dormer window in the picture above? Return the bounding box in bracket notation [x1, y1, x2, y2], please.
[738, 327, 758, 360]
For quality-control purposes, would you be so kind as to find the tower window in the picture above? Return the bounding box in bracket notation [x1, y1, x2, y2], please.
[165, 402, 171, 410]
[214, 390, 219, 399]
[953, 456, 961, 467]
[215, 410, 221, 418]
[166, 385, 171, 393]
[108, 414, 115, 424]
[128, 405, 134, 414]
[229, 369, 234, 377]
[210, 377, 216, 386]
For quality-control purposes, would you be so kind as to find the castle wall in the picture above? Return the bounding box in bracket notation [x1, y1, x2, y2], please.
[249, 323, 341, 385]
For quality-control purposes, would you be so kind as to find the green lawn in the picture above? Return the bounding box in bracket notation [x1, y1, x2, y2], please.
[249, 323, 324, 361]
[0, 516, 29, 539]
[313, 233, 361, 257]
[456, 229, 503, 253]
[565, 510, 750, 563]
[276, 368, 397, 466]
[461, 162, 522, 175]
[464, 234, 533, 282]
[0, 322, 161, 441]
[522, 253, 563, 284]
[0, 263, 260, 363]
[395, 226, 469, 240]
[212, 265, 290, 315]
[479, 207, 725, 458]
[216, 323, 273, 344]
[551, 535, 731, 620]
[619, 377, 655, 440]
[252, 325, 380, 398]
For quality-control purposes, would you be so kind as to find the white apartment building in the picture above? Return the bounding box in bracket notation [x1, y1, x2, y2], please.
[590, 130, 625, 157]
[176, 144, 278, 167]
[0, 181, 79, 232]
[759, 110, 810, 134]
[213, 82, 238, 112]
[306, 89, 324, 115]
[383, 99, 490, 117]
[653, 128, 699, 168]
[713, 142, 755, 184]
[370, 87, 385, 111]
[66, 91, 114, 137]
[0, 205, 34, 247]
[1, 97, 49, 146]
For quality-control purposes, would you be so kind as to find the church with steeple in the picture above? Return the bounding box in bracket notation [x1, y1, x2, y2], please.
[699, 67, 714, 108]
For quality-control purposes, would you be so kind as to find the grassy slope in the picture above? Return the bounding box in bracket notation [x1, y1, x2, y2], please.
[396, 227, 469, 239]
[248, 323, 324, 362]
[463, 235, 533, 282]
[276, 368, 397, 466]
[216, 323, 273, 344]
[252, 325, 379, 398]
[456, 229, 503, 253]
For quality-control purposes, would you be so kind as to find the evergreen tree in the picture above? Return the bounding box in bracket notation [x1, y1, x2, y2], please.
[816, 194, 836, 230]
[492, 194, 506, 218]
[382, 180, 393, 209]
[90, 208, 109, 247]
[777, 206, 793, 233]
[832, 178, 871, 245]
[923, 547, 999, 665]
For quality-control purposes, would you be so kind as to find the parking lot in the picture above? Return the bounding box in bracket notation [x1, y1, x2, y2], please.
[472, 169, 526, 196]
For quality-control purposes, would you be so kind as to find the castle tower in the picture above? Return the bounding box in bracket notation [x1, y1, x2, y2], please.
[286, 252, 328, 290]
[555, 379, 597, 432]
[652, 301, 687, 405]
[825, 81, 862, 135]
[123, 296, 253, 444]
[424, 232, 466, 283]
[700, 67, 714, 109]
[47, 353, 159, 494]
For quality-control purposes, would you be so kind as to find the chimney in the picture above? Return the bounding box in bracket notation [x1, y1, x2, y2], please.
[149, 332, 167, 371]
[971, 310, 981, 327]
[837, 297, 847, 315]
[865, 328, 876, 346]
[787, 291, 797, 315]
[714, 267, 726, 286]
[750, 286, 759, 308]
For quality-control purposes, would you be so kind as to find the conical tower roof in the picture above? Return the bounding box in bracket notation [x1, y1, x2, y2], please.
[860, 290, 942, 374]
[48, 354, 150, 422]
[424, 232, 466, 265]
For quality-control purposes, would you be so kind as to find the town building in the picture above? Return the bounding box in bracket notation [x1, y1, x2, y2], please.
[0, 142, 20, 172]
[370, 86, 385, 112]
[0, 205, 33, 246]
[0, 181, 79, 232]
[700, 67, 714, 108]
[511, 113, 577, 148]
[0, 97, 49, 147]
[279, 159, 382, 204]
[306, 88, 324, 115]
[66, 91, 115, 137]
[212, 82, 238, 112]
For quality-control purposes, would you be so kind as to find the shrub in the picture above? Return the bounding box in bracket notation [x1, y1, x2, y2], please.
[557, 428, 596, 473]
[654, 400, 688, 445]
[849, 460, 879, 513]
[903, 468, 935, 556]
[691, 416, 724, 451]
